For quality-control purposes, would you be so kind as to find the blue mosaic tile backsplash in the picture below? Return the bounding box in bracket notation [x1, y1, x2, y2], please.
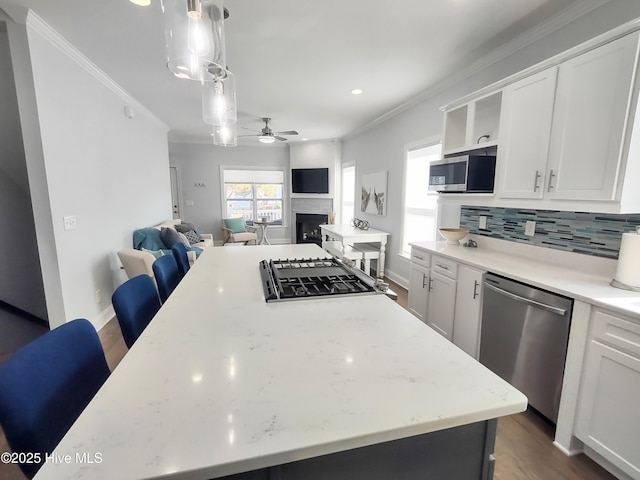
[460, 206, 640, 259]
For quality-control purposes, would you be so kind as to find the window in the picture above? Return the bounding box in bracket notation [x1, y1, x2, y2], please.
[401, 142, 442, 255]
[223, 169, 284, 225]
[341, 165, 355, 223]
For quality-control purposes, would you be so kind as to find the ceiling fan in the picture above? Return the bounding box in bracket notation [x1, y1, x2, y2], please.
[239, 118, 298, 144]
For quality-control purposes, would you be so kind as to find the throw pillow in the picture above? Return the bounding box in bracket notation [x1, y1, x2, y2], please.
[224, 218, 246, 234]
[183, 229, 200, 244]
[176, 231, 191, 247]
[176, 221, 202, 240]
[160, 227, 183, 248]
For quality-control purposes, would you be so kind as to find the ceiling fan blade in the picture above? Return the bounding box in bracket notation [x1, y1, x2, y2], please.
[237, 134, 258, 137]
[274, 136, 288, 141]
[275, 130, 298, 136]
[238, 125, 258, 132]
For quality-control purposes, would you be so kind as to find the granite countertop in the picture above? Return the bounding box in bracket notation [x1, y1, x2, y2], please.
[411, 236, 640, 319]
[35, 244, 526, 480]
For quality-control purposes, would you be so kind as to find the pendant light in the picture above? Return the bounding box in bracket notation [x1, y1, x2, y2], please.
[212, 124, 237, 147]
[161, 0, 226, 81]
[202, 66, 237, 146]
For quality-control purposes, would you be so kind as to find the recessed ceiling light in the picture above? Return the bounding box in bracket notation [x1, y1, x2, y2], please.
[351, 88, 364, 95]
[301, 137, 308, 141]
[129, 0, 151, 5]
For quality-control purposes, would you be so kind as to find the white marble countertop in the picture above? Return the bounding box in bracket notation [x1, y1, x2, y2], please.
[411, 236, 640, 319]
[35, 244, 526, 480]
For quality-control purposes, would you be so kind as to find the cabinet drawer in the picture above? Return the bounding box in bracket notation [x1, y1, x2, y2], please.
[410, 247, 430, 268]
[591, 309, 640, 358]
[431, 255, 458, 279]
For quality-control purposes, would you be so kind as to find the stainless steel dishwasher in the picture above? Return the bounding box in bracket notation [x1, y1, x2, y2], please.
[479, 273, 573, 423]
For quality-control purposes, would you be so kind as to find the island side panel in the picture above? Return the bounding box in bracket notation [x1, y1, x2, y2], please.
[217, 420, 497, 480]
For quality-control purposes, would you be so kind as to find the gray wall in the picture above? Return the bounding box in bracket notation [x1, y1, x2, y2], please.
[169, 142, 291, 243]
[342, 0, 640, 286]
[5, 13, 172, 328]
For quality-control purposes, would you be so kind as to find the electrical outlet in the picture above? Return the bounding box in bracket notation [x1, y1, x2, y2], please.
[525, 220, 536, 237]
[479, 216, 487, 230]
[63, 216, 77, 231]
[95, 289, 102, 304]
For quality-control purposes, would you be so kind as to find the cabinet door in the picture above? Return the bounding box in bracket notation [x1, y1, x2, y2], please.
[408, 264, 430, 322]
[497, 68, 557, 199]
[575, 340, 640, 478]
[426, 271, 456, 340]
[453, 266, 484, 359]
[546, 32, 639, 201]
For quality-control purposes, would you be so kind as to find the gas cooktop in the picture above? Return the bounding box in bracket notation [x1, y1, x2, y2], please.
[259, 257, 394, 302]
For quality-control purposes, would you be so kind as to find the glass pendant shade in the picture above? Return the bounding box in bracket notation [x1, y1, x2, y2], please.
[212, 123, 237, 147]
[161, 0, 226, 81]
[202, 68, 237, 127]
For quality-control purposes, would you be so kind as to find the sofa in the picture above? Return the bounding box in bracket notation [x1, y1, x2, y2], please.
[118, 219, 213, 281]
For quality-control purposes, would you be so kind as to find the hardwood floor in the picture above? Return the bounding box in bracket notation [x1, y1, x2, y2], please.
[0, 280, 618, 480]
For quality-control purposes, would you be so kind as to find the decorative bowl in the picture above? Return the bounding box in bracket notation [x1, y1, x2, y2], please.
[438, 228, 469, 245]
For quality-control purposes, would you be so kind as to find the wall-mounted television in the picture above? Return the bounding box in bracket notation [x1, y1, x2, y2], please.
[291, 168, 329, 194]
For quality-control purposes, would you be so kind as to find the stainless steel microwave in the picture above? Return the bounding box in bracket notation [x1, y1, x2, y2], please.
[428, 155, 496, 193]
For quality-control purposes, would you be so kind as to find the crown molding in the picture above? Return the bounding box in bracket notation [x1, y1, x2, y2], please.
[24, 10, 168, 131]
[344, 0, 610, 140]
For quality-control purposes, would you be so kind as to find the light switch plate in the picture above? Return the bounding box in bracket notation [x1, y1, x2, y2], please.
[525, 220, 536, 237]
[63, 216, 76, 231]
[479, 216, 487, 230]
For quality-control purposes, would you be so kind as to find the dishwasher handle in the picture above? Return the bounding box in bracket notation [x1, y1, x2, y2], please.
[484, 282, 567, 316]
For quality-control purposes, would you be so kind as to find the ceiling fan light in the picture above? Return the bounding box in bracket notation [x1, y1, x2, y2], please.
[258, 135, 275, 144]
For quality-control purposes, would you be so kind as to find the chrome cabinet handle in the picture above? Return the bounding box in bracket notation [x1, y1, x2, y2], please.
[533, 170, 541, 191]
[422, 274, 428, 288]
[428, 277, 433, 292]
[547, 169, 556, 191]
[414, 255, 424, 260]
[435, 263, 449, 270]
[473, 280, 480, 299]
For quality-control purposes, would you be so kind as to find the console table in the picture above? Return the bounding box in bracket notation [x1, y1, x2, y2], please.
[320, 224, 390, 278]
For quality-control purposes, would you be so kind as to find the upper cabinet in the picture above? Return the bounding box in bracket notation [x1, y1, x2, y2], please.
[546, 33, 639, 201]
[497, 68, 557, 199]
[440, 27, 640, 213]
[443, 91, 502, 155]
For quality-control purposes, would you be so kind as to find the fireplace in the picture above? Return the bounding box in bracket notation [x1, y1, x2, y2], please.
[295, 213, 328, 246]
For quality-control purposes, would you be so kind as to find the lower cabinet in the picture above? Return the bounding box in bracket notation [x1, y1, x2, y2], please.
[427, 270, 456, 340]
[408, 263, 430, 322]
[453, 265, 485, 359]
[575, 308, 640, 479]
[408, 248, 485, 356]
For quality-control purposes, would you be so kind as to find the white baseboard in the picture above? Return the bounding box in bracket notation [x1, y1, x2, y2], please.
[384, 269, 408, 290]
[93, 305, 115, 331]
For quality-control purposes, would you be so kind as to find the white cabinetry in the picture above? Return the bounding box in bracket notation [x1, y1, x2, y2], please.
[546, 32, 639, 201]
[452, 265, 485, 359]
[426, 256, 458, 340]
[575, 308, 640, 479]
[497, 68, 557, 199]
[408, 248, 430, 322]
[443, 91, 502, 155]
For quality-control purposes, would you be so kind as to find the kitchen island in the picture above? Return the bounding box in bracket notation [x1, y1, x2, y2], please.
[35, 244, 526, 480]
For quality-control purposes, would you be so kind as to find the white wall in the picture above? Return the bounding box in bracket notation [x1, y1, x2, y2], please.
[342, 0, 640, 287]
[0, 24, 47, 319]
[7, 13, 171, 328]
[168, 142, 290, 243]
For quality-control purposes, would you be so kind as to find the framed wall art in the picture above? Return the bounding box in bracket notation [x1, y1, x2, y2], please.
[361, 170, 387, 216]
